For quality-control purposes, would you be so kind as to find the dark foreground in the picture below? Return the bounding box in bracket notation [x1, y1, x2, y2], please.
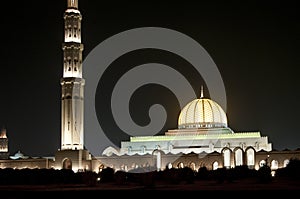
[1, 178, 300, 198]
[1, 164, 300, 198]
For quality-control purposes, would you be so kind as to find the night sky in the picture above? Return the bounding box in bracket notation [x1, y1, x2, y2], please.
[0, 0, 299, 157]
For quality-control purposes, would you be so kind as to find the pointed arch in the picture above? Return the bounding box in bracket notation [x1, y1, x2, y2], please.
[213, 161, 219, 170]
[245, 147, 255, 168]
[222, 147, 232, 168]
[62, 158, 72, 169]
[234, 147, 243, 166]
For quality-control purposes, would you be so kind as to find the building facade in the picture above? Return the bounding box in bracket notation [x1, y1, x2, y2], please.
[1, 0, 300, 174]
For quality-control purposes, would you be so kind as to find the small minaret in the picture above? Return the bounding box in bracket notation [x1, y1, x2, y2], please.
[61, 0, 84, 150]
[0, 127, 9, 159]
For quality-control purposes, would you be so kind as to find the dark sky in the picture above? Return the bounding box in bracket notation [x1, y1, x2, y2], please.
[0, 0, 299, 157]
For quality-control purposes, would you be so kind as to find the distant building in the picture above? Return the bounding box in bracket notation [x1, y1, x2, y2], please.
[1, 0, 300, 174]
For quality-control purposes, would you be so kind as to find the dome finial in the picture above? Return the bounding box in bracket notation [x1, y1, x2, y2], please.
[200, 85, 204, 98]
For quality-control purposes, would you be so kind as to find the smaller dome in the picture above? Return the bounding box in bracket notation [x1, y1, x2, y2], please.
[10, 150, 29, 160]
[14, 151, 24, 158]
[178, 97, 227, 129]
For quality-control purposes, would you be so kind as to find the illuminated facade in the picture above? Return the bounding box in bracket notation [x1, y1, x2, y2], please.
[103, 88, 271, 158]
[101, 89, 272, 170]
[1, 0, 300, 174]
[60, 0, 84, 150]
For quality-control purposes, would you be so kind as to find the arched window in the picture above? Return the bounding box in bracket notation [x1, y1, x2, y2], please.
[271, 160, 278, 170]
[178, 162, 184, 169]
[235, 148, 243, 166]
[131, 163, 136, 169]
[74, 25, 77, 38]
[246, 148, 255, 167]
[259, 160, 266, 167]
[213, 161, 219, 170]
[74, 58, 78, 66]
[62, 158, 72, 169]
[68, 25, 72, 37]
[190, 162, 196, 171]
[68, 58, 72, 66]
[223, 149, 231, 168]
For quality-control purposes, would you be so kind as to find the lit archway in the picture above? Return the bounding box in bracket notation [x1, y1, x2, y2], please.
[178, 162, 184, 169]
[213, 161, 219, 170]
[167, 162, 173, 169]
[152, 149, 162, 171]
[259, 160, 266, 167]
[271, 160, 278, 170]
[98, 164, 105, 172]
[189, 162, 196, 171]
[62, 158, 72, 169]
[283, 159, 289, 167]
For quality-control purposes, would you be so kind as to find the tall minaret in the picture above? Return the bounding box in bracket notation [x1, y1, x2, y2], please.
[61, 0, 84, 150]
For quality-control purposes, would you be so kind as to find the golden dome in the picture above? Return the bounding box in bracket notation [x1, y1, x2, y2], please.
[178, 97, 227, 129]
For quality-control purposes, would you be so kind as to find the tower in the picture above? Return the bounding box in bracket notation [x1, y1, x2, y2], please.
[0, 127, 9, 159]
[61, 0, 84, 150]
[56, 0, 91, 172]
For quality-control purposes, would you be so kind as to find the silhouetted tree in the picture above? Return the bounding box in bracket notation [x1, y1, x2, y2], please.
[214, 167, 226, 184]
[99, 167, 115, 183]
[81, 171, 98, 186]
[197, 166, 209, 180]
[276, 158, 300, 180]
[114, 170, 127, 185]
[257, 165, 272, 183]
[180, 167, 195, 184]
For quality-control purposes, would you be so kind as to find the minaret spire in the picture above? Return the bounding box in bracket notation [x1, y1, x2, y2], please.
[68, 0, 78, 9]
[63, 0, 83, 77]
[200, 85, 204, 98]
[60, 0, 85, 150]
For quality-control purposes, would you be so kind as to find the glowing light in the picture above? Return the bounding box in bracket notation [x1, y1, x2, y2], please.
[213, 161, 218, 170]
[65, 36, 81, 43]
[0, 128, 7, 138]
[65, 9, 80, 14]
[271, 171, 276, 177]
[283, 159, 289, 167]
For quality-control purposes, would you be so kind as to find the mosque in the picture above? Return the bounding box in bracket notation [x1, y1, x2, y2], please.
[1, 0, 300, 174]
